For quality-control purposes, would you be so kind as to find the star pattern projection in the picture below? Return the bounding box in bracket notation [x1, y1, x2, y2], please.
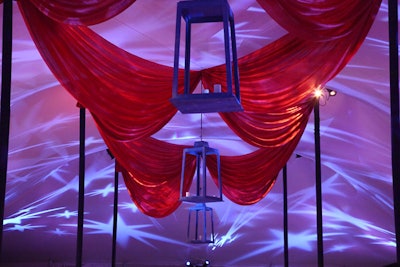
[3, 1, 397, 266]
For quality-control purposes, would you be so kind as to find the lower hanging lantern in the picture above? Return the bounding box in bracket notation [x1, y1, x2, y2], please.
[179, 141, 222, 203]
[187, 203, 215, 243]
[180, 141, 222, 244]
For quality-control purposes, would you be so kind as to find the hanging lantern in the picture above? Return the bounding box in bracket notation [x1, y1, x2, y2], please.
[187, 203, 215, 243]
[180, 141, 222, 203]
[171, 0, 243, 114]
[180, 141, 221, 244]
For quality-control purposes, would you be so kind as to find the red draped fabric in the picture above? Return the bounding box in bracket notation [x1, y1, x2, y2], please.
[207, 134, 302, 205]
[18, 2, 201, 142]
[257, 0, 381, 41]
[29, 0, 136, 25]
[118, 138, 197, 218]
[17, 0, 381, 217]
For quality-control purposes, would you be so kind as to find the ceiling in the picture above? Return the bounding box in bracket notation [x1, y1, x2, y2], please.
[1, 0, 398, 266]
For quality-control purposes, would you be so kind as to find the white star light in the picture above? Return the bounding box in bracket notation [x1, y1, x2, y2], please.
[4, 207, 64, 226]
[86, 183, 116, 198]
[63, 215, 188, 249]
[211, 200, 279, 249]
[47, 228, 73, 236]
[119, 202, 139, 213]
[49, 209, 78, 219]
[6, 224, 44, 232]
[227, 229, 317, 265]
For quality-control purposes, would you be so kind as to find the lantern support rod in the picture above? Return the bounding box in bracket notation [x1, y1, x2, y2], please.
[172, 4, 182, 98]
[222, 6, 233, 95]
[184, 21, 191, 95]
[229, 13, 240, 100]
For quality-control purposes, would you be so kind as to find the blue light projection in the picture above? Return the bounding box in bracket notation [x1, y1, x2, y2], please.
[2, 1, 398, 266]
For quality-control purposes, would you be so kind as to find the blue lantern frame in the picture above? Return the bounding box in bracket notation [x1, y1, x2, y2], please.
[180, 141, 222, 203]
[171, 0, 243, 113]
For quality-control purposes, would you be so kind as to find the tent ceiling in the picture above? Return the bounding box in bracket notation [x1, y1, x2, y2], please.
[1, 0, 397, 266]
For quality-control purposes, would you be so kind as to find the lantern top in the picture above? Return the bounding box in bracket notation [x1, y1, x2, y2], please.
[194, 141, 209, 147]
[172, 0, 242, 113]
[178, 0, 233, 23]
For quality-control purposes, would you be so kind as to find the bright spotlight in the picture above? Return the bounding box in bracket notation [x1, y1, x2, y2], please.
[314, 88, 323, 98]
[327, 88, 337, 96]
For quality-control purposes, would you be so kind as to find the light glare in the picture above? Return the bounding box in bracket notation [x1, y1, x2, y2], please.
[314, 88, 323, 98]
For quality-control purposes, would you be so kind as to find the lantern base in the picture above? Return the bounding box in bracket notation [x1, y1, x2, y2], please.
[190, 239, 214, 244]
[181, 195, 223, 203]
[170, 92, 243, 113]
[187, 203, 215, 244]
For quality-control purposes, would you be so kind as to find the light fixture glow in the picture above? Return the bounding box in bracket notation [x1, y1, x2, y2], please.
[314, 88, 323, 98]
[314, 86, 337, 101]
[327, 88, 337, 96]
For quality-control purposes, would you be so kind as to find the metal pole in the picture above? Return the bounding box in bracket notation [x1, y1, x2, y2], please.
[283, 165, 289, 267]
[0, 0, 13, 259]
[76, 106, 86, 267]
[388, 0, 400, 263]
[314, 100, 324, 267]
[111, 165, 119, 267]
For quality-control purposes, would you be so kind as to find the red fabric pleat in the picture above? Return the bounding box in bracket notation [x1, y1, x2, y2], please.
[257, 0, 381, 41]
[29, 0, 136, 25]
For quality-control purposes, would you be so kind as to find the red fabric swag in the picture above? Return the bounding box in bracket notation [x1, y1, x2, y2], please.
[257, 0, 381, 41]
[29, 0, 136, 25]
[17, 0, 381, 217]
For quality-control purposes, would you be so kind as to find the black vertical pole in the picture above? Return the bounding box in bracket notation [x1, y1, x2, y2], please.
[76, 106, 86, 267]
[283, 165, 289, 267]
[388, 0, 400, 263]
[0, 0, 13, 259]
[111, 165, 119, 267]
[314, 100, 324, 267]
